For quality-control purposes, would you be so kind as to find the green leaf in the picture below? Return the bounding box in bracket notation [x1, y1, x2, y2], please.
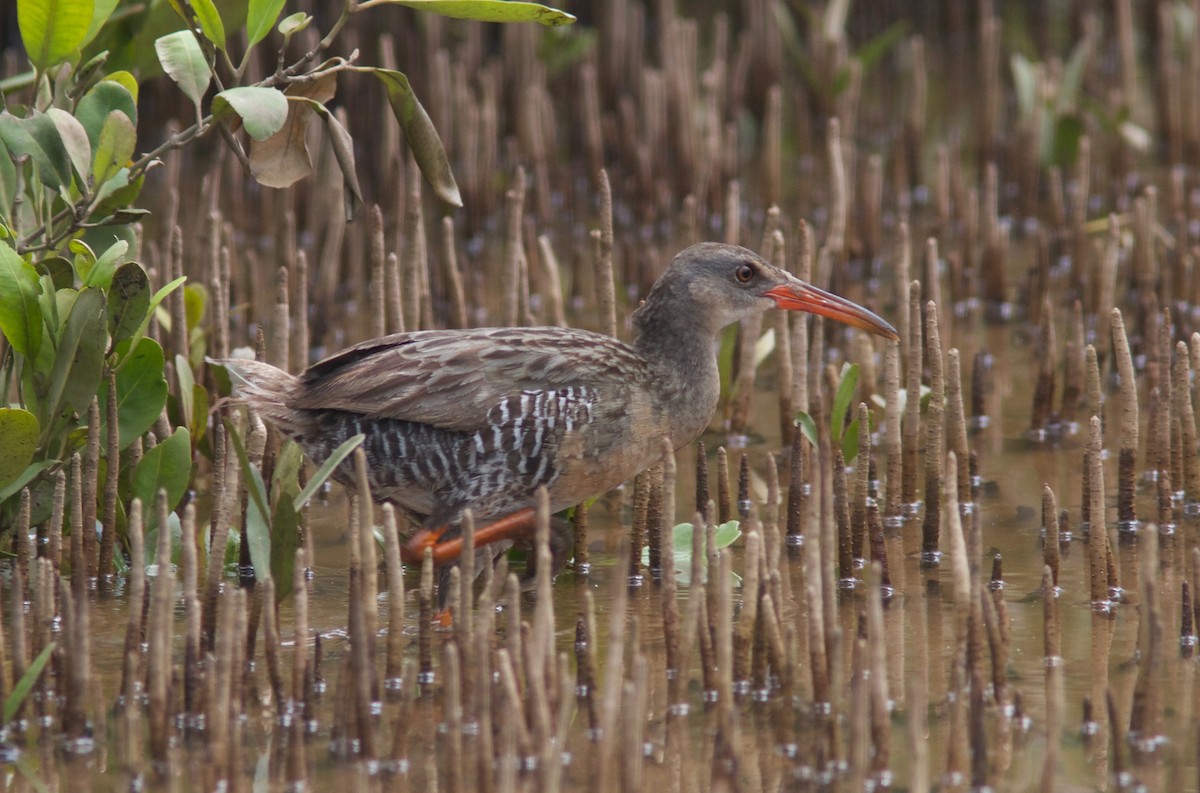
[184, 283, 206, 332]
[32, 276, 59, 362]
[0, 460, 55, 504]
[246, 0, 288, 47]
[149, 276, 187, 313]
[830, 363, 859, 443]
[276, 12, 310, 36]
[80, 238, 127, 289]
[17, 0, 94, 69]
[99, 70, 139, 103]
[271, 439, 303, 503]
[293, 433, 363, 512]
[107, 260, 151, 347]
[537, 25, 595, 75]
[772, 1, 807, 73]
[362, 68, 462, 206]
[854, 20, 907, 71]
[752, 327, 775, 368]
[53, 287, 79, 335]
[794, 412, 817, 449]
[1010, 53, 1037, 121]
[72, 48, 111, 89]
[175, 353, 194, 430]
[132, 427, 191, 517]
[154, 30, 210, 110]
[42, 286, 106, 434]
[91, 110, 136, 186]
[842, 417, 860, 464]
[69, 239, 97, 273]
[90, 169, 143, 216]
[213, 86, 288, 141]
[0, 409, 40, 491]
[82, 0, 119, 48]
[76, 81, 138, 152]
[269, 440, 303, 600]
[918, 382, 934, 412]
[190, 0, 226, 49]
[270, 492, 299, 599]
[643, 520, 741, 586]
[124, 275, 186, 354]
[713, 520, 741, 549]
[1057, 31, 1093, 116]
[716, 323, 737, 396]
[0, 245, 44, 360]
[243, 466, 271, 581]
[4, 642, 55, 723]
[106, 338, 168, 450]
[382, 0, 575, 26]
[227, 422, 271, 580]
[0, 137, 16, 226]
[1050, 115, 1085, 168]
[35, 257, 73, 290]
[309, 102, 362, 221]
[0, 111, 73, 191]
[45, 108, 91, 186]
[669, 523, 695, 555]
[189, 382, 208, 443]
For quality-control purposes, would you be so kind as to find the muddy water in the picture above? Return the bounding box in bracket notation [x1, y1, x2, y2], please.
[7, 2, 1200, 788]
[56, 305, 1194, 790]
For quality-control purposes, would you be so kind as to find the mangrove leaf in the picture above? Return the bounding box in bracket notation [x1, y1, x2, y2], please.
[213, 86, 288, 141]
[107, 261, 150, 348]
[380, 1, 575, 26]
[293, 433, 364, 512]
[76, 81, 138, 152]
[0, 111, 73, 191]
[0, 408, 40, 492]
[227, 423, 272, 582]
[362, 68, 462, 206]
[91, 109, 136, 187]
[42, 286, 106, 434]
[17, 0, 93, 69]
[132, 426, 191, 517]
[0, 245, 44, 360]
[4, 641, 55, 722]
[246, 0, 288, 48]
[155, 30, 210, 111]
[45, 108, 91, 186]
[190, 0, 227, 50]
[103, 337, 167, 450]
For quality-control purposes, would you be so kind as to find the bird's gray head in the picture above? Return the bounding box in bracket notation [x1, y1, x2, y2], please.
[632, 242, 899, 340]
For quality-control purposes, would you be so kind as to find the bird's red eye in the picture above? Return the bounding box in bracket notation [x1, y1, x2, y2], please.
[735, 263, 755, 283]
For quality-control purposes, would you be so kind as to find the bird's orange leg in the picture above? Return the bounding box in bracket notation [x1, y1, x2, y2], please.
[401, 507, 538, 566]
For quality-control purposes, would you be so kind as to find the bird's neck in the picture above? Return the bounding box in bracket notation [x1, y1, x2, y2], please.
[632, 296, 725, 448]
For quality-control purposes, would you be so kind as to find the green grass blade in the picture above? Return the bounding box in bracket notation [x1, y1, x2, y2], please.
[293, 433, 364, 512]
[5, 641, 54, 722]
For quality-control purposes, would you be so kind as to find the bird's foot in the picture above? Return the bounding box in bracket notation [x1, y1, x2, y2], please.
[400, 507, 538, 566]
[400, 525, 448, 564]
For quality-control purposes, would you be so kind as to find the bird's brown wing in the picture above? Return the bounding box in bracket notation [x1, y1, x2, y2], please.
[290, 327, 649, 433]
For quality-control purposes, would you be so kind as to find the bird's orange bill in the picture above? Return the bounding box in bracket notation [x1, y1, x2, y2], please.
[401, 506, 538, 566]
[764, 279, 899, 341]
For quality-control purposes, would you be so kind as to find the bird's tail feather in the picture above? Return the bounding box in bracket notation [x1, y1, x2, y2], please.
[213, 358, 301, 426]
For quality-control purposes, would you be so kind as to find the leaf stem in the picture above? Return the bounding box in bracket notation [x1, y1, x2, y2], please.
[17, 119, 212, 255]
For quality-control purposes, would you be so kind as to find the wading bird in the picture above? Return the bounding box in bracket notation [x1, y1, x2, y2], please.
[222, 243, 898, 583]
